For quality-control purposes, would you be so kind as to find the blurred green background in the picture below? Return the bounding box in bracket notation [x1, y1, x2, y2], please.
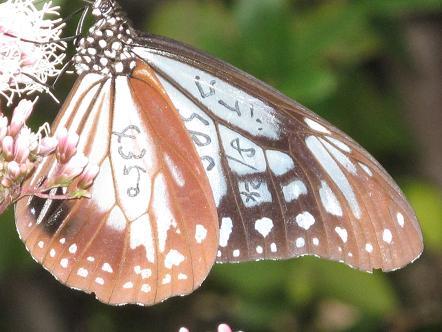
[0, 0, 441, 331]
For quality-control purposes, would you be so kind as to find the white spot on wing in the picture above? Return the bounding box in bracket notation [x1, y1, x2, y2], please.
[130, 214, 155, 263]
[396, 212, 405, 228]
[359, 162, 373, 177]
[319, 181, 343, 217]
[383, 229, 393, 244]
[306, 136, 361, 219]
[219, 125, 267, 176]
[69, 244, 77, 254]
[326, 136, 351, 152]
[295, 211, 315, 230]
[320, 138, 357, 175]
[102, 263, 113, 273]
[77, 268, 88, 278]
[36, 188, 56, 225]
[365, 243, 373, 253]
[195, 224, 208, 244]
[219, 217, 233, 247]
[282, 180, 307, 202]
[134, 265, 152, 279]
[254, 217, 274, 238]
[123, 281, 133, 289]
[89, 159, 116, 212]
[238, 180, 272, 208]
[233, 249, 240, 257]
[270, 243, 277, 252]
[95, 277, 104, 285]
[162, 274, 171, 284]
[50, 249, 56, 257]
[164, 249, 185, 269]
[106, 206, 127, 232]
[152, 174, 177, 253]
[335, 227, 348, 243]
[296, 237, 305, 248]
[38, 241, 44, 249]
[141, 284, 151, 293]
[178, 273, 188, 280]
[304, 118, 331, 134]
[266, 150, 295, 176]
[60, 258, 68, 268]
[256, 246, 263, 254]
[312, 238, 319, 246]
[164, 154, 185, 187]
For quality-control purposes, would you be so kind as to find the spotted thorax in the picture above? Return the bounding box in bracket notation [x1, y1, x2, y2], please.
[74, 0, 137, 76]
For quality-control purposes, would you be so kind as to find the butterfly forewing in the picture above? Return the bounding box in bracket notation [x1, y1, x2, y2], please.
[15, 63, 218, 305]
[133, 36, 423, 272]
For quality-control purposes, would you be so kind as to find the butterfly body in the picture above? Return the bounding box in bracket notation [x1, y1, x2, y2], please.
[74, 0, 136, 76]
[15, 0, 423, 306]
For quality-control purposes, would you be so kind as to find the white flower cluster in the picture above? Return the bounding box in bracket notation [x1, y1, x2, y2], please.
[0, 0, 66, 105]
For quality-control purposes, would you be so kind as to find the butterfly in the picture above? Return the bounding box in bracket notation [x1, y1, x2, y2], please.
[15, 0, 423, 306]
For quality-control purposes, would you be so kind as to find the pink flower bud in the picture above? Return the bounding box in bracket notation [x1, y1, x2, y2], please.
[38, 136, 58, 156]
[55, 127, 68, 149]
[9, 99, 33, 137]
[50, 153, 88, 186]
[2, 135, 14, 160]
[1, 177, 12, 188]
[218, 324, 233, 332]
[77, 164, 100, 189]
[13, 134, 30, 164]
[7, 161, 20, 179]
[19, 161, 31, 175]
[56, 128, 79, 163]
[0, 115, 8, 140]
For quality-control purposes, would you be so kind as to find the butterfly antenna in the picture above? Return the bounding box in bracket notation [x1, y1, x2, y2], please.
[2, 32, 81, 46]
[58, 6, 89, 26]
[74, 6, 91, 47]
[21, 73, 60, 104]
[51, 59, 75, 90]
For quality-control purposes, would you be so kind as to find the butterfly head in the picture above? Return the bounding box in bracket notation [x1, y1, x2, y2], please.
[91, 0, 120, 19]
[74, 0, 137, 77]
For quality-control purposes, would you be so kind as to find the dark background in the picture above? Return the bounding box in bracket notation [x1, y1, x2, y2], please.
[0, 0, 441, 331]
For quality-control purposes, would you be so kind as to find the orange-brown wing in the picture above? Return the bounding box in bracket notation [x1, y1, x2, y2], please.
[15, 63, 218, 306]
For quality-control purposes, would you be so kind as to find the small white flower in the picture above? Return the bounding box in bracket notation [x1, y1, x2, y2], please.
[0, 0, 66, 105]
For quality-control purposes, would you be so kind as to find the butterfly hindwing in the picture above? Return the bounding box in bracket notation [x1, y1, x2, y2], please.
[133, 35, 423, 272]
[15, 67, 218, 305]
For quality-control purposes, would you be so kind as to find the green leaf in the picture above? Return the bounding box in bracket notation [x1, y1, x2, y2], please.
[404, 181, 442, 251]
[211, 261, 289, 300]
[0, 208, 32, 279]
[288, 257, 398, 316]
[363, 0, 442, 16]
[148, 1, 238, 62]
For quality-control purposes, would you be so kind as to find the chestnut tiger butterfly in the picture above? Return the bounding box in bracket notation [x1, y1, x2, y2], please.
[15, 0, 423, 306]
